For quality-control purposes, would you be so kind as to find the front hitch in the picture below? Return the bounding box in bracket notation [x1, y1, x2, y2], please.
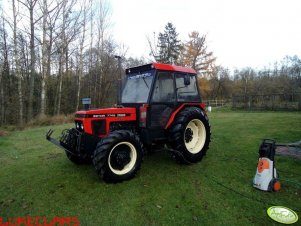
[46, 129, 65, 150]
[46, 128, 100, 158]
[46, 128, 81, 156]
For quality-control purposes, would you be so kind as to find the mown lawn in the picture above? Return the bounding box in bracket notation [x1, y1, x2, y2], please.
[0, 111, 300, 225]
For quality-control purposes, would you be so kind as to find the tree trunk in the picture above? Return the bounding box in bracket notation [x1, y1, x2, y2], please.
[88, 0, 93, 98]
[0, 61, 3, 126]
[0, 17, 8, 125]
[76, 1, 87, 111]
[40, 0, 48, 116]
[28, 2, 36, 121]
[12, 0, 24, 126]
[57, 53, 63, 115]
[0, 75, 3, 125]
[56, 0, 66, 115]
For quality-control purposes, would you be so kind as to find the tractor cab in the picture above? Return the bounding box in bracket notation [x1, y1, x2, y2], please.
[122, 63, 201, 106]
[121, 63, 203, 143]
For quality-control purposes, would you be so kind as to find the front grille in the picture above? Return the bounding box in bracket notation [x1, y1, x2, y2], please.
[92, 120, 106, 136]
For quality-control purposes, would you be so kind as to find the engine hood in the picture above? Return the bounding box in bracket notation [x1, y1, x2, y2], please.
[75, 107, 136, 119]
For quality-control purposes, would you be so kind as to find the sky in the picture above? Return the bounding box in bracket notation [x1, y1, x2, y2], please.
[110, 0, 301, 70]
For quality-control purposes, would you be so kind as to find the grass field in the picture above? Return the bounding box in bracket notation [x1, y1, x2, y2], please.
[0, 111, 300, 225]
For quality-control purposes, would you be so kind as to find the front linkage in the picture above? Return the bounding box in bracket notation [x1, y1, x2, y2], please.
[46, 129, 100, 163]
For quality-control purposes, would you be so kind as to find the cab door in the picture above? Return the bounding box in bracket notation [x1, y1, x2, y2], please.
[148, 71, 176, 140]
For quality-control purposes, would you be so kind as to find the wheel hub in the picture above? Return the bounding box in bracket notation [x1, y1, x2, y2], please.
[184, 119, 207, 154]
[185, 128, 193, 143]
[110, 149, 131, 170]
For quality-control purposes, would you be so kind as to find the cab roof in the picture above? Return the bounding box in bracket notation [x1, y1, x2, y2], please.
[126, 63, 196, 75]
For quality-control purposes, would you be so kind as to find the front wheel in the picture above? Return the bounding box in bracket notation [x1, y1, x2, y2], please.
[169, 107, 211, 163]
[65, 151, 91, 165]
[93, 130, 143, 183]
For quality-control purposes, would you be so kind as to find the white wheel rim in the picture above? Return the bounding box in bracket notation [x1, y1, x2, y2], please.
[184, 119, 206, 154]
[108, 142, 137, 175]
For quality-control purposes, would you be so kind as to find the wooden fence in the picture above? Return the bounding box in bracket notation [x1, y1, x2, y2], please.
[204, 99, 230, 108]
[232, 93, 301, 111]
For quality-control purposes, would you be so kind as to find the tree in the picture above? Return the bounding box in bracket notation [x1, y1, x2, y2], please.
[179, 31, 215, 75]
[155, 22, 181, 64]
[39, 0, 49, 116]
[209, 66, 232, 99]
[39, 0, 65, 116]
[75, 0, 88, 111]
[55, 0, 78, 115]
[17, 0, 40, 121]
[12, 0, 24, 125]
[124, 57, 146, 69]
[0, 14, 9, 125]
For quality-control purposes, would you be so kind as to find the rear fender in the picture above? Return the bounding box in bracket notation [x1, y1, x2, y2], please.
[164, 103, 206, 129]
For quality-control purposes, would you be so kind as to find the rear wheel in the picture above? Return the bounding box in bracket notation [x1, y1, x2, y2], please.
[169, 107, 211, 163]
[93, 130, 143, 183]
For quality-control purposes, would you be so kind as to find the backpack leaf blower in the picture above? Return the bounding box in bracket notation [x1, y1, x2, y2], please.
[253, 139, 281, 192]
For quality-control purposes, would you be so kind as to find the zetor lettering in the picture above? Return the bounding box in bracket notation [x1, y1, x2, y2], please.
[46, 63, 211, 183]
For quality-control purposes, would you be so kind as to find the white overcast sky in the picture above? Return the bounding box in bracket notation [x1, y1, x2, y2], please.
[110, 0, 301, 69]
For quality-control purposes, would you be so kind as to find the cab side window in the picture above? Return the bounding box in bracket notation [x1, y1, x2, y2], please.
[152, 72, 175, 102]
[175, 73, 200, 102]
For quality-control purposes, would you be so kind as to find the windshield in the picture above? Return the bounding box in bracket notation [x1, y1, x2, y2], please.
[121, 70, 155, 103]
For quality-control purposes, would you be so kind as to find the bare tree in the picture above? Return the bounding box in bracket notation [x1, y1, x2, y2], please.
[49, 0, 81, 114]
[12, 0, 24, 125]
[17, 0, 40, 120]
[88, 0, 94, 97]
[56, 0, 67, 115]
[75, 0, 87, 111]
[0, 15, 9, 125]
[147, 32, 158, 61]
[94, 0, 111, 104]
[38, 0, 64, 116]
[209, 66, 232, 99]
[40, 0, 48, 116]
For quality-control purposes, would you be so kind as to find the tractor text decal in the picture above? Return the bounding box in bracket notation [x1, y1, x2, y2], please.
[76, 114, 130, 118]
[92, 114, 130, 118]
[0, 216, 80, 226]
[128, 72, 152, 79]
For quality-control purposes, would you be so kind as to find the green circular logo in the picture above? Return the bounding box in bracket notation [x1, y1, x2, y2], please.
[267, 206, 299, 224]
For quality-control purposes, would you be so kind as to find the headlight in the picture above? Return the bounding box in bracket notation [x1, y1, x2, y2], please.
[75, 121, 84, 131]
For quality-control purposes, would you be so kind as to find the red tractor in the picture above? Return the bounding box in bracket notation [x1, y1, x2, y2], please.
[46, 63, 211, 183]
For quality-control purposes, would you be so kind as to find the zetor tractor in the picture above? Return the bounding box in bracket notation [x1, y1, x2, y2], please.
[46, 63, 211, 183]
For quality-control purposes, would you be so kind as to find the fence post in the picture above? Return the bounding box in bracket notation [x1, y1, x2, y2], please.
[298, 93, 301, 110]
[249, 96, 252, 110]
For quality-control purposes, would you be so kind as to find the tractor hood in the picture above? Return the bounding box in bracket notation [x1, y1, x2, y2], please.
[74, 107, 137, 137]
[75, 107, 136, 119]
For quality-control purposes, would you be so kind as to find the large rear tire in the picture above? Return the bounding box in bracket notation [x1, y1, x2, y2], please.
[169, 107, 211, 163]
[93, 130, 143, 183]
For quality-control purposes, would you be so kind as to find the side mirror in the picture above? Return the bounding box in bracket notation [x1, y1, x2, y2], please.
[184, 75, 191, 86]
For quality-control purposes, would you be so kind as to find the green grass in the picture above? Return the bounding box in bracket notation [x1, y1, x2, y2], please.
[0, 111, 300, 226]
